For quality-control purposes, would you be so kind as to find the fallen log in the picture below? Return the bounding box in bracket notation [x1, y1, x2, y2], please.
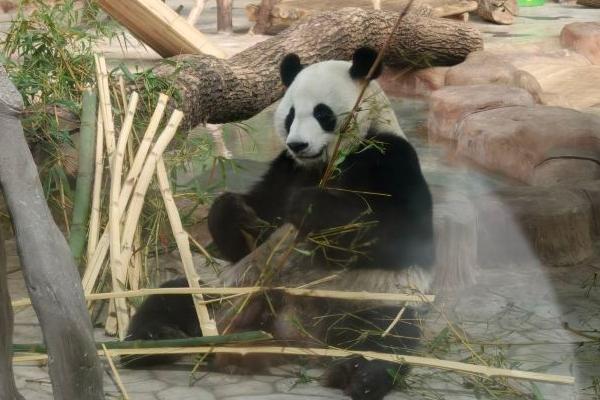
[577, 0, 600, 7]
[155, 7, 483, 128]
[477, 0, 518, 25]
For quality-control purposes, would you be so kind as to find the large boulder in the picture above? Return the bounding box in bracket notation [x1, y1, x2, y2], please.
[560, 22, 600, 65]
[444, 51, 543, 101]
[455, 105, 600, 183]
[428, 84, 535, 141]
[475, 187, 594, 267]
[531, 148, 600, 186]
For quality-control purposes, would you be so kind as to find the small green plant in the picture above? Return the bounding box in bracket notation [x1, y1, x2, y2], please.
[1, 0, 119, 222]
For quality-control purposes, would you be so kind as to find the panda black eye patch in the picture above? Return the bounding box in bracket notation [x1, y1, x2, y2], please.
[284, 107, 295, 133]
[313, 103, 336, 132]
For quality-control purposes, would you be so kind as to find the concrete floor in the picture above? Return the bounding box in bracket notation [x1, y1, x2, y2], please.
[5, 2, 600, 400]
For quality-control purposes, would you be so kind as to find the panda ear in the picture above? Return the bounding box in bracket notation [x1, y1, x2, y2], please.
[349, 47, 382, 80]
[280, 53, 303, 87]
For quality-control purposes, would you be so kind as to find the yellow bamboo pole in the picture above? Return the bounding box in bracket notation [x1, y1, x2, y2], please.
[108, 92, 139, 339]
[82, 94, 170, 295]
[156, 158, 218, 335]
[13, 346, 574, 386]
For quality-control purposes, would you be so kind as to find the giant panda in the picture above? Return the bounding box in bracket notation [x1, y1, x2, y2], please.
[126, 47, 435, 400]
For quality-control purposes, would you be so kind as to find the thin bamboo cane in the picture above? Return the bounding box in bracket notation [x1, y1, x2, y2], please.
[13, 345, 575, 385]
[94, 54, 116, 161]
[118, 111, 184, 279]
[82, 94, 170, 295]
[12, 287, 433, 308]
[156, 158, 218, 335]
[382, 306, 406, 338]
[86, 106, 105, 262]
[108, 92, 139, 340]
[101, 344, 130, 400]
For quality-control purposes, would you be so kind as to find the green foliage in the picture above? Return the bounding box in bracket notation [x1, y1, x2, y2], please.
[1, 0, 119, 213]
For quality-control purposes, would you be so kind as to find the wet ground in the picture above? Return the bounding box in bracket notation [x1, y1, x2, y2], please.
[5, 2, 600, 400]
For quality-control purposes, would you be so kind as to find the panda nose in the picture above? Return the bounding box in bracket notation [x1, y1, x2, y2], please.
[287, 141, 309, 154]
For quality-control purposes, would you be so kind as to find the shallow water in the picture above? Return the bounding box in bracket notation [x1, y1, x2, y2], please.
[186, 98, 515, 196]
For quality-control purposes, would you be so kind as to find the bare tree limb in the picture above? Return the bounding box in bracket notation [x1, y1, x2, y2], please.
[0, 65, 104, 400]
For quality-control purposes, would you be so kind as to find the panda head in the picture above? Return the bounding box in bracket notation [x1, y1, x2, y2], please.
[274, 47, 385, 166]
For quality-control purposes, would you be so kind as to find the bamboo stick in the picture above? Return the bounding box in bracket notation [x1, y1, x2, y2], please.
[382, 306, 406, 338]
[13, 345, 575, 385]
[69, 88, 98, 265]
[108, 92, 139, 340]
[87, 115, 105, 263]
[94, 54, 116, 161]
[12, 287, 434, 308]
[102, 344, 130, 400]
[118, 111, 183, 276]
[82, 94, 170, 295]
[13, 331, 272, 353]
[156, 158, 218, 335]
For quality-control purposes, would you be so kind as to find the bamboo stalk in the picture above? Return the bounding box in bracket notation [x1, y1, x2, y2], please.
[13, 345, 575, 385]
[108, 92, 139, 340]
[118, 111, 184, 276]
[12, 287, 433, 308]
[13, 331, 272, 353]
[69, 88, 98, 266]
[87, 115, 105, 262]
[82, 94, 170, 295]
[382, 306, 406, 338]
[94, 54, 116, 161]
[102, 344, 130, 400]
[156, 158, 218, 335]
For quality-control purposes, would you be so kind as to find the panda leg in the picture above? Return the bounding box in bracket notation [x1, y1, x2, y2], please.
[208, 192, 270, 262]
[323, 306, 421, 400]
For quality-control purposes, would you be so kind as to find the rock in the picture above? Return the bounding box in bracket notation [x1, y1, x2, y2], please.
[497, 50, 600, 109]
[444, 51, 543, 101]
[571, 180, 600, 238]
[157, 386, 216, 400]
[531, 148, 600, 186]
[379, 66, 448, 98]
[213, 381, 274, 398]
[560, 22, 600, 65]
[455, 105, 600, 183]
[427, 84, 535, 141]
[475, 187, 593, 267]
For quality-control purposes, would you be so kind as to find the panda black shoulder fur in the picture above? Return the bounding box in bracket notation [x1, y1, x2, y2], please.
[126, 47, 435, 400]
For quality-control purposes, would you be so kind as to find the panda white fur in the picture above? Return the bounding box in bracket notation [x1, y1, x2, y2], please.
[126, 47, 435, 400]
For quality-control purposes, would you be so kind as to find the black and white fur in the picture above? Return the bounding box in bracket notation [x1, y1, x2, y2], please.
[126, 48, 435, 400]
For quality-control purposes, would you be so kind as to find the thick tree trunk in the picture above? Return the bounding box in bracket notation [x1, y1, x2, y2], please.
[0, 66, 104, 400]
[577, 0, 600, 6]
[0, 230, 24, 400]
[217, 0, 233, 32]
[156, 7, 483, 129]
[477, 0, 518, 24]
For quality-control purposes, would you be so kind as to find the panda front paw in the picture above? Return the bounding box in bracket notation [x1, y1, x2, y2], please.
[324, 357, 402, 400]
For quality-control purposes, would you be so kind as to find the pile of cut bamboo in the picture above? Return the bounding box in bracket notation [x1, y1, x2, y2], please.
[82, 55, 217, 340]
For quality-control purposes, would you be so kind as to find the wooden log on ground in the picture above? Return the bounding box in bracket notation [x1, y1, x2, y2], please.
[0, 66, 104, 400]
[250, 0, 280, 34]
[0, 229, 24, 400]
[156, 7, 483, 128]
[97, 0, 225, 58]
[577, 0, 600, 7]
[477, 0, 518, 25]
